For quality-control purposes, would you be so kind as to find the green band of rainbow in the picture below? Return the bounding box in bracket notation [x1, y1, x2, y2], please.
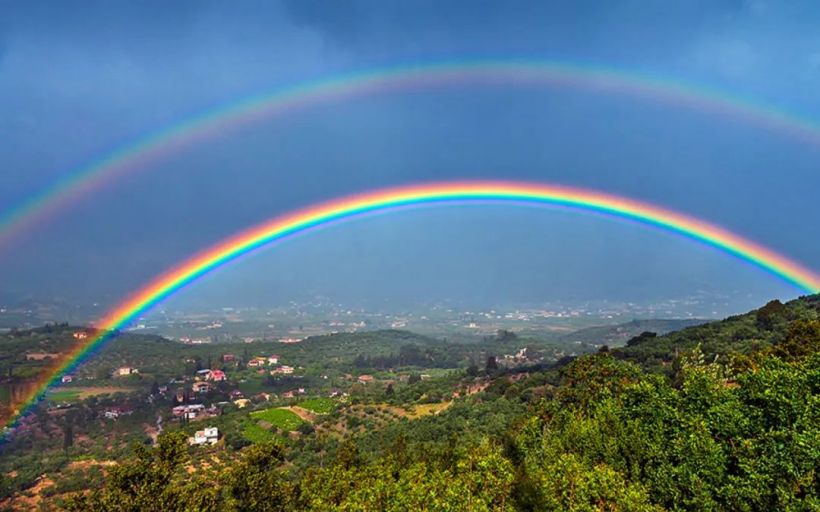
[4, 181, 818, 435]
[2, 59, 820, 249]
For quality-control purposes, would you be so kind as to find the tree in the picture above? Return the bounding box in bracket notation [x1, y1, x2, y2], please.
[756, 299, 785, 330]
[485, 356, 498, 372]
[62, 422, 74, 454]
[64, 431, 222, 511]
[770, 319, 820, 361]
[496, 329, 518, 342]
[626, 331, 657, 347]
[297, 423, 315, 435]
[224, 442, 294, 511]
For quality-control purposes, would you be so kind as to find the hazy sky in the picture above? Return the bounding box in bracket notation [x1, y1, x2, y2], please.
[1, 1, 819, 312]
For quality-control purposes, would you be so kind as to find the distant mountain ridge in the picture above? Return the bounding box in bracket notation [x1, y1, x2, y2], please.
[615, 294, 820, 368]
[560, 318, 708, 347]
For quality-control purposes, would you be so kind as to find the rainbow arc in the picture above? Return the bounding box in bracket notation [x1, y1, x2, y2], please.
[3, 60, 820, 249]
[4, 181, 818, 434]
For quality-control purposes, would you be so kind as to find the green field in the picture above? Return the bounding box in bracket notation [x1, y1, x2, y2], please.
[250, 407, 304, 431]
[242, 421, 276, 443]
[297, 397, 336, 414]
[237, 377, 267, 395]
[46, 390, 81, 402]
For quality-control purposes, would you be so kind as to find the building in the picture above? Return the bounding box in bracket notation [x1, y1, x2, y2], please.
[115, 367, 139, 377]
[222, 354, 235, 362]
[207, 369, 227, 382]
[189, 427, 219, 446]
[267, 355, 280, 365]
[247, 357, 267, 368]
[172, 404, 205, 420]
[229, 389, 244, 400]
[103, 406, 134, 419]
[61, 375, 73, 384]
[192, 382, 211, 393]
[26, 352, 59, 361]
[271, 365, 294, 375]
[72, 331, 88, 340]
[233, 398, 250, 409]
[358, 375, 374, 384]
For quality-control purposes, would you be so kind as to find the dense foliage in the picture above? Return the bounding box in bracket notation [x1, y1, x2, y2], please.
[60, 297, 819, 511]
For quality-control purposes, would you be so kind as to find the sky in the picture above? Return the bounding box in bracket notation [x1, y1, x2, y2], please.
[1, 1, 819, 313]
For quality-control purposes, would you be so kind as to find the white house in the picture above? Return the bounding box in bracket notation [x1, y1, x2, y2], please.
[103, 406, 134, 419]
[189, 427, 219, 446]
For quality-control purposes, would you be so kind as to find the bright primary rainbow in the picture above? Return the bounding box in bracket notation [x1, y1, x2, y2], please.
[4, 180, 819, 433]
[3, 59, 820, 249]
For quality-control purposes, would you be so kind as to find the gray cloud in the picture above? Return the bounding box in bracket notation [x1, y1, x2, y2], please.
[0, 1, 818, 312]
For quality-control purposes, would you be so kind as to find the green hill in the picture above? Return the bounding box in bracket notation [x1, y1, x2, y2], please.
[58, 295, 819, 511]
[560, 318, 708, 347]
[616, 294, 820, 370]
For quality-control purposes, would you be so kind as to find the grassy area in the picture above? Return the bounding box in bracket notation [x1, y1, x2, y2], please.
[242, 421, 276, 443]
[237, 377, 267, 395]
[250, 408, 304, 431]
[47, 390, 81, 403]
[298, 397, 336, 414]
[46, 387, 131, 402]
[407, 401, 452, 418]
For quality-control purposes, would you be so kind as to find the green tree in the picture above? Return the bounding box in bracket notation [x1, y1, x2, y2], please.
[224, 442, 294, 511]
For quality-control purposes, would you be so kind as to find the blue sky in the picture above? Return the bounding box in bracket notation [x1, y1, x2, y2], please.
[0, 1, 818, 311]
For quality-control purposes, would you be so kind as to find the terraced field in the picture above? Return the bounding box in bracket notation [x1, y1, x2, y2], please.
[250, 407, 304, 431]
[297, 397, 336, 414]
[242, 421, 276, 443]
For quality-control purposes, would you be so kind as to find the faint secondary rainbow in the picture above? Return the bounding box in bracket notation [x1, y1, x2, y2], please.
[4, 181, 819, 434]
[3, 59, 820, 249]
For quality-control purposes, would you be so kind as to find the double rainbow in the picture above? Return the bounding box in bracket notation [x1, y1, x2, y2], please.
[4, 181, 818, 434]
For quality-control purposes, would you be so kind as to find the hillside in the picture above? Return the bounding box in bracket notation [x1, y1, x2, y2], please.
[559, 318, 707, 347]
[5, 295, 810, 511]
[616, 294, 820, 370]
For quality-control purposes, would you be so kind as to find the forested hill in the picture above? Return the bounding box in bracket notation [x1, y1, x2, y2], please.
[560, 318, 707, 347]
[62, 296, 819, 511]
[616, 294, 820, 369]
